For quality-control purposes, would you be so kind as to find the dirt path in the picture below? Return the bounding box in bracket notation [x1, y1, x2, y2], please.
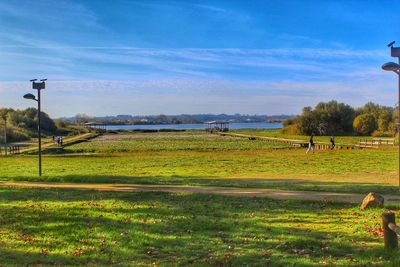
[19, 133, 96, 153]
[1, 181, 400, 204]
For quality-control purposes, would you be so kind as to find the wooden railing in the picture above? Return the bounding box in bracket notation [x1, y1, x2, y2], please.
[0, 145, 20, 155]
[218, 132, 356, 150]
[359, 138, 394, 148]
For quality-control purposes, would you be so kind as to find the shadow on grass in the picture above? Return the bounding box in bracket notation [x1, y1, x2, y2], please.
[2, 174, 400, 195]
[0, 187, 398, 266]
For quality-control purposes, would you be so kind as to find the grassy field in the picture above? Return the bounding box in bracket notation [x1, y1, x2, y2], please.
[1, 130, 399, 266]
[0, 131, 397, 194]
[63, 132, 292, 153]
[0, 186, 398, 266]
[232, 129, 391, 145]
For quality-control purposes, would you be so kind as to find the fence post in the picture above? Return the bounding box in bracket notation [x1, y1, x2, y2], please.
[382, 212, 398, 249]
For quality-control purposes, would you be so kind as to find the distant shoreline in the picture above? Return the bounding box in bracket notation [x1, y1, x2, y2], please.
[104, 122, 283, 131]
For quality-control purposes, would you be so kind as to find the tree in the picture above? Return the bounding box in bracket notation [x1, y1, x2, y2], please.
[75, 114, 90, 124]
[7, 108, 57, 134]
[378, 109, 392, 132]
[281, 118, 301, 134]
[353, 114, 376, 135]
[355, 102, 394, 135]
[294, 100, 355, 135]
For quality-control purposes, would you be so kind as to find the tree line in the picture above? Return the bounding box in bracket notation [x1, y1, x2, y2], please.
[70, 113, 291, 125]
[0, 108, 64, 142]
[283, 100, 397, 136]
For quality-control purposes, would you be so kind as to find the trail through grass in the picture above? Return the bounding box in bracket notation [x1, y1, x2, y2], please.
[0, 131, 397, 194]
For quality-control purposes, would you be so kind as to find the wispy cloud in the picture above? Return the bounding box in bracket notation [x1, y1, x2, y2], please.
[0, 0, 397, 116]
[0, 42, 388, 80]
[0, 0, 102, 31]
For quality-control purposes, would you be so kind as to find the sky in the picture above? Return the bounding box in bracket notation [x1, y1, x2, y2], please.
[0, 0, 399, 117]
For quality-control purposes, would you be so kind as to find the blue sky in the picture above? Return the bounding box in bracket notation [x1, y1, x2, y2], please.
[0, 0, 399, 117]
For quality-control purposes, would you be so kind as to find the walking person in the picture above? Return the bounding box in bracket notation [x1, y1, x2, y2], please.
[306, 134, 315, 154]
[330, 135, 335, 150]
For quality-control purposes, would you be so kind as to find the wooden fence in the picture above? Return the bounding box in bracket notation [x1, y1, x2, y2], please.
[358, 138, 395, 148]
[382, 212, 400, 249]
[218, 132, 356, 150]
[0, 146, 20, 155]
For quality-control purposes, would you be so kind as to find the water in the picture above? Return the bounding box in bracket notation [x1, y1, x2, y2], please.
[105, 122, 282, 131]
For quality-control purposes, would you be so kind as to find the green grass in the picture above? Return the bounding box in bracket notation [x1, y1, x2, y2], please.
[1, 131, 399, 265]
[0, 187, 398, 266]
[0, 131, 398, 194]
[0, 149, 397, 195]
[63, 131, 291, 153]
[232, 129, 390, 145]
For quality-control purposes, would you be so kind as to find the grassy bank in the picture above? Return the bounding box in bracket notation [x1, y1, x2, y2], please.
[0, 187, 398, 266]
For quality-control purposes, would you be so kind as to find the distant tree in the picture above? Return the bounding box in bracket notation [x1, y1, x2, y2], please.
[353, 114, 376, 135]
[295, 100, 355, 135]
[355, 102, 394, 135]
[281, 118, 301, 134]
[74, 114, 90, 124]
[8, 108, 57, 134]
[155, 114, 168, 124]
[389, 109, 399, 136]
[283, 100, 396, 136]
[378, 109, 392, 132]
[0, 108, 14, 119]
[55, 119, 69, 129]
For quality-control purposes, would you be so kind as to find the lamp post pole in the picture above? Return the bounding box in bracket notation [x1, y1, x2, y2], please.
[37, 88, 42, 176]
[24, 79, 46, 176]
[391, 55, 400, 188]
[382, 42, 400, 188]
[2, 116, 6, 156]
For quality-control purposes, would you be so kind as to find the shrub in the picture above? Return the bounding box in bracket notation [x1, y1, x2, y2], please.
[281, 123, 301, 135]
[353, 114, 376, 135]
[281, 118, 301, 135]
[371, 130, 382, 137]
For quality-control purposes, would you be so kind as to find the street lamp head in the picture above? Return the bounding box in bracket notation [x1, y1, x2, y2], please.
[23, 93, 37, 101]
[30, 79, 38, 82]
[32, 81, 45, 90]
[40, 79, 47, 82]
[382, 62, 400, 74]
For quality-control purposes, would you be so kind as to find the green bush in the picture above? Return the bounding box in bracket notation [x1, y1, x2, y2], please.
[0, 125, 30, 143]
[353, 114, 376, 135]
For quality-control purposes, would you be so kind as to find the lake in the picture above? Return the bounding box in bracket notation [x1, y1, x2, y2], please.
[105, 122, 283, 131]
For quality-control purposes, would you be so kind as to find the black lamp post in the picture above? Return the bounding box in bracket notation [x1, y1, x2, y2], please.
[382, 41, 400, 188]
[1, 115, 6, 156]
[23, 79, 46, 176]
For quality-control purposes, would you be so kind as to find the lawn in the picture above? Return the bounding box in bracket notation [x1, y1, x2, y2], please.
[62, 131, 291, 153]
[232, 128, 392, 145]
[0, 131, 397, 194]
[0, 187, 398, 266]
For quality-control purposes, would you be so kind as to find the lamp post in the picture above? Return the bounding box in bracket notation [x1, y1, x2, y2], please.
[1, 115, 6, 156]
[382, 41, 400, 188]
[23, 79, 46, 176]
